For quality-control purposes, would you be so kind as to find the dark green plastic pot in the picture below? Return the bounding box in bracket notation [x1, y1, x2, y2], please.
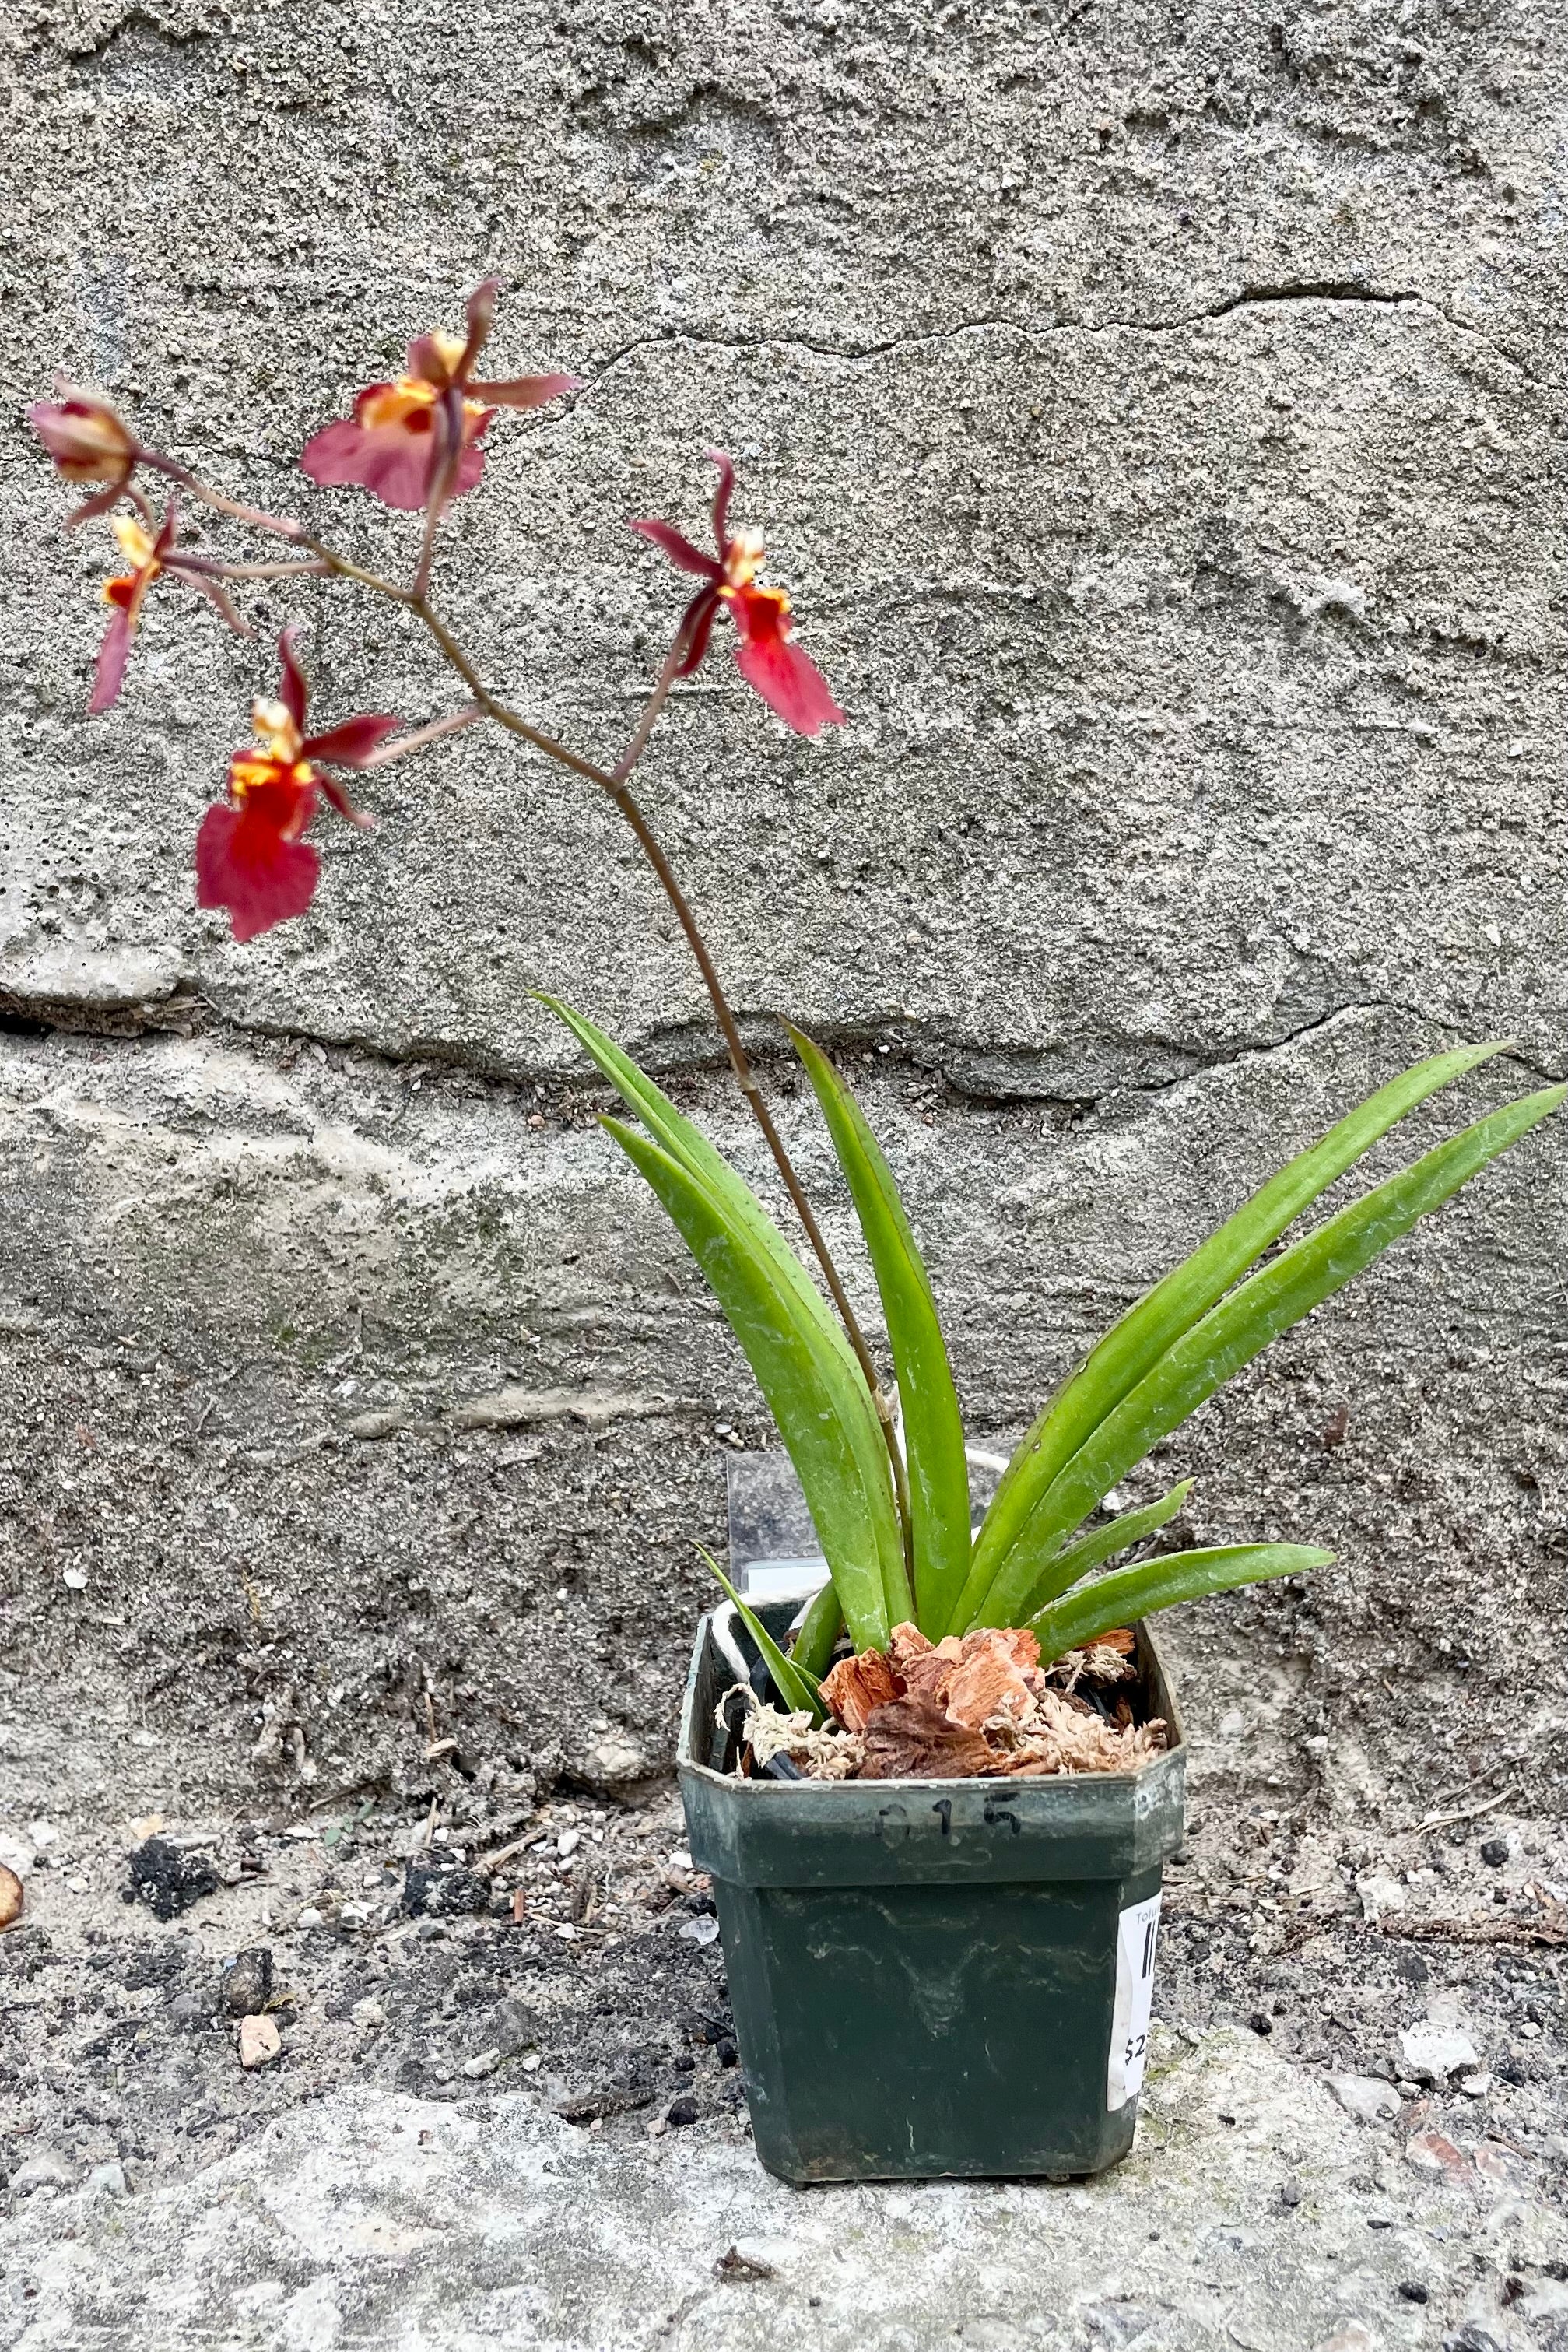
[678, 1599, 1186, 2183]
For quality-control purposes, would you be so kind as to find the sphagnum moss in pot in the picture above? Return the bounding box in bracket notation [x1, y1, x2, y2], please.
[30, 284, 1566, 2184]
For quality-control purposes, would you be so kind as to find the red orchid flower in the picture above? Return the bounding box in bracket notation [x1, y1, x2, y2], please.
[299, 279, 580, 512]
[196, 630, 401, 943]
[629, 452, 844, 737]
[92, 500, 248, 716]
[93, 507, 174, 715]
[29, 386, 140, 525]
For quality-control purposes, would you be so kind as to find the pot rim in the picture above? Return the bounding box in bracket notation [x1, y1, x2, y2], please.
[678, 1605, 1186, 1798]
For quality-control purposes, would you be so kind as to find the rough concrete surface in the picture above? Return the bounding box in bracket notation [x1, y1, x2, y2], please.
[3, 0, 1568, 2340]
[2, 2020, 1565, 2350]
[2, 1776, 1567, 2348]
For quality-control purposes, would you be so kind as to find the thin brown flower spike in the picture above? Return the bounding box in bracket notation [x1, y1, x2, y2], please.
[27, 283, 893, 1581]
[805, 1623, 1166, 1782]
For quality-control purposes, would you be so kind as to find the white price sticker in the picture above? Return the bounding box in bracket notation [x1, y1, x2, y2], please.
[1107, 1891, 1162, 2111]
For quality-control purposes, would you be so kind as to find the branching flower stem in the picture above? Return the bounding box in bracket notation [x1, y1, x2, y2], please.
[170, 555, 331, 582]
[139, 451, 308, 540]
[159, 456, 914, 1567]
[601, 644, 914, 1555]
[353, 702, 486, 770]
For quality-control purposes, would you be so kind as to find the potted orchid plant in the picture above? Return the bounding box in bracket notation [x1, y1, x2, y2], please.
[29, 281, 1563, 2182]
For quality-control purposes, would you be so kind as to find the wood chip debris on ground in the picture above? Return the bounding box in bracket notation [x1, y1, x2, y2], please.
[237, 2013, 282, 2069]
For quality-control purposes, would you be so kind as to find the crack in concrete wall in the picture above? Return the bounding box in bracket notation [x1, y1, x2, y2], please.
[7, 981, 1563, 1103]
[584, 286, 1542, 395]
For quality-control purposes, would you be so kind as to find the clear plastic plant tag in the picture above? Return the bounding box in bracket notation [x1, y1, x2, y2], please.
[724, 1438, 1011, 1602]
[1107, 1891, 1162, 2110]
[725, 1446, 829, 1601]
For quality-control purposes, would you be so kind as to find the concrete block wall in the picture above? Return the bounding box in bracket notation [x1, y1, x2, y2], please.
[4, 0, 1565, 1845]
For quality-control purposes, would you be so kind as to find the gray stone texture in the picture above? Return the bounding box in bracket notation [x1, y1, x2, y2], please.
[5, 0, 1566, 1813]
[2, 0, 1566, 2329]
[2, 2025, 1563, 2350]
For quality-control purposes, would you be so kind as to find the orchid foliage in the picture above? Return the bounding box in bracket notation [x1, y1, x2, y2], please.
[30, 282, 1565, 1694]
[549, 1011, 1563, 1694]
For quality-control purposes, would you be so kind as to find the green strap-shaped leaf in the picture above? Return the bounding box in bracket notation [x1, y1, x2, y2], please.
[552, 983, 921, 1627]
[1016, 1479, 1193, 1622]
[955, 1041, 1517, 1632]
[788, 1025, 972, 1638]
[791, 1578, 844, 1682]
[542, 995, 821, 1307]
[699, 1547, 824, 1722]
[545, 995, 913, 1640]
[1030, 1543, 1333, 1665]
[972, 1080, 1565, 1628]
[603, 1115, 908, 1649]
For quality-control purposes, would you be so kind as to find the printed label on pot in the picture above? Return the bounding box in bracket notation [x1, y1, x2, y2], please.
[1107, 1892, 1162, 2111]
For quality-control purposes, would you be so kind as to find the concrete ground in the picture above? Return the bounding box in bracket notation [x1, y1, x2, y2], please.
[4, 2024, 1564, 2352]
[2, 1763, 1566, 2350]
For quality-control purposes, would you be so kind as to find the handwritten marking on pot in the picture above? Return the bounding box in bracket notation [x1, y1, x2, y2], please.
[1107, 1893, 1161, 2110]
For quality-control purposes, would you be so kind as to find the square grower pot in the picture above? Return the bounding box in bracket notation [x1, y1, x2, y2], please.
[678, 1599, 1187, 2184]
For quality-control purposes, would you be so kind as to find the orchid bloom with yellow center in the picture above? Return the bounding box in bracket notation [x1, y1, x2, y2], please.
[300, 280, 580, 512]
[86, 500, 249, 715]
[93, 510, 170, 714]
[195, 629, 402, 943]
[630, 454, 844, 737]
